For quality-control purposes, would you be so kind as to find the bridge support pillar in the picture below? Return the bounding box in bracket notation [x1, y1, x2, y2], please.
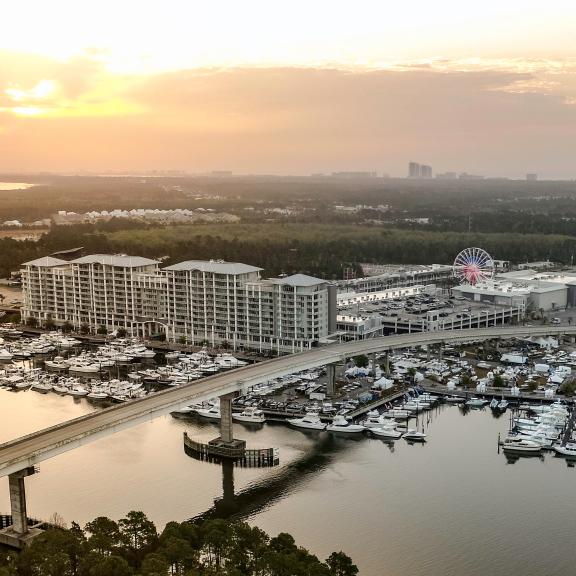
[438, 343, 443, 362]
[219, 393, 236, 444]
[9, 467, 35, 536]
[384, 351, 391, 376]
[0, 466, 42, 549]
[426, 345, 430, 361]
[326, 364, 336, 397]
[370, 353, 377, 376]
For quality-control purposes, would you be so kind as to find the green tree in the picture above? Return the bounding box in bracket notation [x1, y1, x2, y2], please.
[116, 327, 127, 338]
[326, 551, 359, 576]
[62, 321, 74, 333]
[86, 555, 132, 576]
[80, 323, 91, 335]
[25, 316, 38, 328]
[85, 517, 122, 555]
[139, 553, 170, 576]
[492, 374, 505, 388]
[118, 511, 157, 566]
[45, 314, 56, 331]
[97, 325, 108, 335]
[353, 354, 369, 368]
[18, 529, 78, 576]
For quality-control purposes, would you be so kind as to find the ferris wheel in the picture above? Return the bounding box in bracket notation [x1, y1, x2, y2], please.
[453, 247, 495, 285]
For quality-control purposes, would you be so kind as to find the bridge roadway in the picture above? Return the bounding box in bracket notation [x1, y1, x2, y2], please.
[0, 325, 574, 477]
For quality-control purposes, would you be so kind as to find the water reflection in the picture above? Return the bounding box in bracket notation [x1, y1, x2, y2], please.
[191, 432, 355, 522]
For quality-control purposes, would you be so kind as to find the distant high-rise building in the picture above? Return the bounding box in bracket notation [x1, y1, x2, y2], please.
[526, 173, 538, 181]
[408, 162, 421, 178]
[420, 165, 433, 178]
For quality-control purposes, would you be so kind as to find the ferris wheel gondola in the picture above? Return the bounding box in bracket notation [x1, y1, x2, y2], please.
[453, 247, 495, 285]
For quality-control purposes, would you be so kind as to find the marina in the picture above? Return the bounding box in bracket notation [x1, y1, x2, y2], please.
[0, 386, 575, 576]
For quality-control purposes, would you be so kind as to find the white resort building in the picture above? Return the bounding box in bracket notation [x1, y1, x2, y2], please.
[21, 255, 336, 353]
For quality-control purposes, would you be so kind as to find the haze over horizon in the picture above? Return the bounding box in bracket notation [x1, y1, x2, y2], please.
[1, 1, 576, 178]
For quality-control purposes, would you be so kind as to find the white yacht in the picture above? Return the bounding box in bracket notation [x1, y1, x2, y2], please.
[0, 348, 13, 361]
[67, 386, 89, 397]
[87, 390, 108, 400]
[69, 363, 100, 374]
[31, 381, 53, 393]
[502, 437, 542, 453]
[195, 404, 222, 420]
[45, 357, 69, 371]
[326, 415, 365, 434]
[363, 412, 389, 429]
[371, 424, 403, 439]
[233, 406, 266, 424]
[445, 395, 464, 403]
[553, 442, 576, 457]
[288, 413, 326, 430]
[497, 399, 509, 411]
[403, 428, 427, 442]
[465, 397, 487, 408]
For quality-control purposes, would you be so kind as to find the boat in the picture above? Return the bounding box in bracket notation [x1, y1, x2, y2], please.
[445, 395, 464, 403]
[326, 415, 365, 434]
[87, 391, 108, 400]
[465, 397, 487, 408]
[67, 386, 89, 397]
[171, 406, 195, 416]
[403, 428, 427, 442]
[287, 413, 326, 430]
[489, 398, 499, 410]
[382, 409, 411, 420]
[0, 348, 13, 361]
[69, 364, 100, 374]
[501, 437, 542, 454]
[553, 442, 576, 457]
[53, 384, 70, 394]
[195, 404, 222, 419]
[233, 406, 266, 424]
[371, 425, 403, 439]
[31, 381, 53, 393]
[497, 399, 509, 411]
[45, 357, 69, 371]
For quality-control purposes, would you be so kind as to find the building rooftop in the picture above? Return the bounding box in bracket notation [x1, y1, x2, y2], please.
[270, 274, 328, 287]
[22, 256, 68, 267]
[71, 255, 159, 267]
[163, 260, 262, 275]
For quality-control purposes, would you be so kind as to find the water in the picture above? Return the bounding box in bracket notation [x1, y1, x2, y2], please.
[0, 183, 34, 191]
[0, 390, 574, 576]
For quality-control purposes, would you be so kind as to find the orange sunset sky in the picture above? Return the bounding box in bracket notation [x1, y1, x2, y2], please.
[1, 0, 576, 177]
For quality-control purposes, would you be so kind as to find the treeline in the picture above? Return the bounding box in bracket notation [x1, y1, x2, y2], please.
[0, 512, 357, 576]
[3, 223, 576, 280]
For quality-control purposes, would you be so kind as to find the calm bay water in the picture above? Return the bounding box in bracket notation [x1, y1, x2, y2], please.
[0, 389, 574, 576]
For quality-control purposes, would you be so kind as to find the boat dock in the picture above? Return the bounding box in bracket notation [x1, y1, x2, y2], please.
[421, 382, 573, 405]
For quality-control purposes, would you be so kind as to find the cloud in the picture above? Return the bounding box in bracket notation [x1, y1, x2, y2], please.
[0, 56, 575, 176]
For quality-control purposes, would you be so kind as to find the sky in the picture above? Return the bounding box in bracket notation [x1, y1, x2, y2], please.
[1, 0, 576, 177]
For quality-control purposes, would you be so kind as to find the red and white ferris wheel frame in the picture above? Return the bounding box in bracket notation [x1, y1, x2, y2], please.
[453, 247, 495, 285]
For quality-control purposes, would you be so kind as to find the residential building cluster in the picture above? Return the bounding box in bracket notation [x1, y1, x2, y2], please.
[52, 208, 240, 226]
[21, 255, 336, 353]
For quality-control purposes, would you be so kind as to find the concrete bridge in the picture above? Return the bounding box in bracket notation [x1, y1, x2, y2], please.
[0, 325, 574, 546]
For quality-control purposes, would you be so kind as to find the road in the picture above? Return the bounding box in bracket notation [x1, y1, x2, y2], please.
[0, 325, 574, 477]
